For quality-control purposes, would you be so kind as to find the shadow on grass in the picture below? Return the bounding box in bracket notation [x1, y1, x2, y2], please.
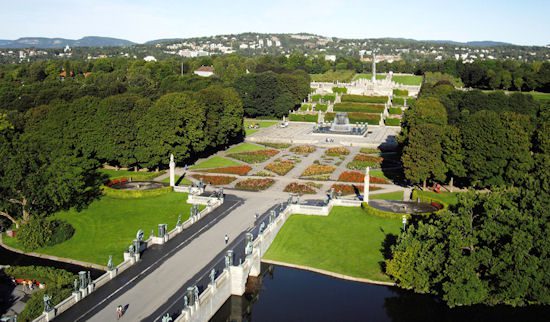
[379, 233, 398, 274]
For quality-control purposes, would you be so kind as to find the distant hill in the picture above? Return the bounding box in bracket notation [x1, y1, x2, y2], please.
[424, 39, 514, 47]
[0, 36, 135, 48]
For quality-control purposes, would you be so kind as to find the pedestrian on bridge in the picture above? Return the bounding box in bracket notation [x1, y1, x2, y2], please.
[224, 234, 229, 244]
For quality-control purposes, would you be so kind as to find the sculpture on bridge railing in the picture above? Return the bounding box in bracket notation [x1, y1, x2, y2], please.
[162, 313, 173, 322]
[107, 255, 114, 271]
[210, 269, 216, 286]
[43, 294, 53, 312]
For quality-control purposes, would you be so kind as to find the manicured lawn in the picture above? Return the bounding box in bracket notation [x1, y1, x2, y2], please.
[391, 75, 423, 86]
[245, 119, 278, 136]
[413, 190, 459, 206]
[353, 73, 386, 81]
[226, 142, 266, 154]
[3, 193, 197, 265]
[190, 156, 241, 170]
[99, 169, 164, 181]
[161, 175, 193, 186]
[264, 206, 401, 282]
[310, 70, 356, 83]
[528, 91, 550, 102]
[370, 191, 404, 201]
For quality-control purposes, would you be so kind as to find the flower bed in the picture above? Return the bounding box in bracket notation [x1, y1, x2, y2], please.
[259, 142, 291, 149]
[199, 165, 252, 176]
[191, 174, 236, 185]
[290, 145, 316, 155]
[338, 171, 390, 184]
[325, 147, 350, 156]
[234, 178, 275, 191]
[227, 149, 279, 163]
[265, 159, 295, 176]
[346, 154, 383, 170]
[331, 183, 382, 195]
[283, 182, 318, 194]
[359, 147, 380, 154]
[301, 164, 336, 177]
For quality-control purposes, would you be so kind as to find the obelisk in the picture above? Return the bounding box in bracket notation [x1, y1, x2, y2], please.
[364, 166, 370, 204]
[169, 153, 176, 187]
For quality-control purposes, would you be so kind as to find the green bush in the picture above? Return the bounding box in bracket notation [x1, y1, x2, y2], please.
[289, 114, 317, 122]
[334, 103, 384, 113]
[48, 220, 75, 246]
[299, 103, 311, 111]
[342, 95, 387, 104]
[17, 218, 54, 250]
[102, 185, 172, 199]
[5, 266, 74, 288]
[315, 103, 328, 112]
[332, 87, 347, 94]
[385, 118, 401, 126]
[18, 287, 72, 322]
[393, 89, 409, 96]
[392, 97, 405, 106]
[388, 107, 402, 115]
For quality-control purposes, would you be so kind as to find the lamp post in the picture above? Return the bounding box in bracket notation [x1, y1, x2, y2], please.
[402, 215, 407, 232]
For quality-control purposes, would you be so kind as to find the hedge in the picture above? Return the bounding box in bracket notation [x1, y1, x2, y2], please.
[325, 112, 380, 125]
[289, 114, 318, 122]
[332, 87, 347, 94]
[299, 103, 311, 111]
[342, 95, 387, 104]
[392, 97, 405, 106]
[385, 118, 401, 126]
[393, 89, 409, 96]
[5, 266, 74, 288]
[361, 203, 411, 219]
[315, 103, 328, 112]
[388, 107, 402, 115]
[334, 103, 385, 113]
[102, 185, 173, 199]
[311, 94, 335, 102]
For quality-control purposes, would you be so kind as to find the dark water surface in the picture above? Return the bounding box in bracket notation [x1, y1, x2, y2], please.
[211, 264, 550, 322]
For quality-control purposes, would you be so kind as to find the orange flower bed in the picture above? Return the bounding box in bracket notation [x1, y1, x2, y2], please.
[191, 174, 236, 185]
[227, 149, 279, 163]
[331, 184, 382, 195]
[265, 160, 295, 176]
[234, 178, 275, 191]
[354, 154, 383, 163]
[290, 145, 316, 155]
[200, 165, 252, 176]
[338, 171, 390, 184]
[301, 164, 335, 177]
[283, 182, 318, 194]
[325, 147, 350, 156]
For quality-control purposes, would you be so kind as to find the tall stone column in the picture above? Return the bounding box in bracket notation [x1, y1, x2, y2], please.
[372, 53, 376, 82]
[169, 153, 175, 187]
[364, 166, 370, 204]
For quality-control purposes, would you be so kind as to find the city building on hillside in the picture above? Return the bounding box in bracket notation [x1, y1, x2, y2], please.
[194, 65, 215, 77]
[143, 55, 157, 62]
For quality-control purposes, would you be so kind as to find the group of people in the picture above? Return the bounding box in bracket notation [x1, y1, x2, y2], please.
[325, 137, 335, 143]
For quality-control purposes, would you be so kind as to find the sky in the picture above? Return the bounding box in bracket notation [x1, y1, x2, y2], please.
[1, 0, 549, 46]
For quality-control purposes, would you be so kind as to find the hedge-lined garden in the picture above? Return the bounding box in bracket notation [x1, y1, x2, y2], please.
[289, 114, 318, 122]
[333, 102, 385, 113]
[342, 95, 387, 104]
[325, 112, 380, 125]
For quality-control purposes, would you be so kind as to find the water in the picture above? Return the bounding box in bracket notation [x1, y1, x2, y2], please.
[211, 264, 550, 322]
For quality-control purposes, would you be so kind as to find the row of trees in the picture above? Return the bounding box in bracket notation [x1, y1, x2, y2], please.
[389, 74, 550, 306]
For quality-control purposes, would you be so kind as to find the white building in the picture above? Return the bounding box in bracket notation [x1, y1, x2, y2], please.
[325, 55, 336, 62]
[143, 56, 157, 62]
[194, 66, 215, 77]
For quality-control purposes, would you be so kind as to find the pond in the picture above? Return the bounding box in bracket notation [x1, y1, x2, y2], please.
[211, 264, 550, 322]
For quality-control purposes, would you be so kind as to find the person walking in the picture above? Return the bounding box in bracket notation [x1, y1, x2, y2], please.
[116, 305, 124, 320]
[224, 234, 229, 245]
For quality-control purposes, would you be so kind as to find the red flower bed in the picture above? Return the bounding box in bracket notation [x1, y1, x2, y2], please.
[265, 160, 295, 175]
[191, 174, 236, 185]
[200, 165, 252, 176]
[338, 171, 390, 184]
[283, 182, 318, 194]
[235, 178, 275, 191]
[325, 147, 350, 156]
[106, 178, 128, 187]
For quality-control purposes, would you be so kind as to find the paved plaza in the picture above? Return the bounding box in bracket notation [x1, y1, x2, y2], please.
[246, 122, 400, 147]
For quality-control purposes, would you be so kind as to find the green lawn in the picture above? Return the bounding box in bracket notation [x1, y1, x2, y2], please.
[244, 119, 278, 136]
[413, 190, 459, 206]
[370, 191, 404, 201]
[353, 73, 386, 81]
[528, 91, 550, 102]
[161, 174, 193, 186]
[226, 142, 266, 154]
[370, 169, 389, 180]
[190, 156, 241, 170]
[99, 169, 165, 181]
[310, 70, 356, 83]
[264, 206, 401, 282]
[3, 193, 197, 265]
[391, 75, 423, 86]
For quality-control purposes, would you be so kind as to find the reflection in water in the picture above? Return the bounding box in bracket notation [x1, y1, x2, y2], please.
[211, 264, 550, 322]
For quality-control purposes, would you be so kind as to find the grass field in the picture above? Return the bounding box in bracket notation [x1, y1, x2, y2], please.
[413, 190, 459, 206]
[161, 174, 193, 186]
[264, 206, 401, 282]
[528, 91, 550, 102]
[190, 156, 241, 170]
[353, 73, 386, 81]
[226, 142, 266, 154]
[244, 119, 278, 135]
[3, 193, 197, 265]
[370, 191, 404, 201]
[99, 169, 164, 181]
[391, 75, 423, 86]
[310, 70, 356, 83]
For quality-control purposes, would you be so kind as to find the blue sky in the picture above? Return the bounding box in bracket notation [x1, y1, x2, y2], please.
[1, 0, 549, 45]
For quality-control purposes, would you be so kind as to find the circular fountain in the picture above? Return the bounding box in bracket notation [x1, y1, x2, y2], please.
[368, 200, 440, 214]
[109, 181, 167, 190]
[313, 112, 368, 136]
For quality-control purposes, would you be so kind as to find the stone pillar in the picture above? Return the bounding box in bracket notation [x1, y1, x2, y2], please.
[364, 167, 370, 204]
[45, 309, 55, 321]
[372, 53, 376, 82]
[169, 153, 175, 187]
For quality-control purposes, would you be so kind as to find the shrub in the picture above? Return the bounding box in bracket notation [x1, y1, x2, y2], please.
[332, 87, 347, 94]
[200, 165, 252, 176]
[333, 103, 385, 113]
[393, 89, 409, 96]
[342, 95, 387, 104]
[325, 147, 350, 156]
[17, 218, 54, 250]
[102, 185, 172, 199]
[315, 103, 328, 112]
[191, 174, 236, 185]
[18, 287, 72, 322]
[385, 118, 401, 126]
[48, 220, 75, 246]
[301, 164, 336, 177]
[259, 142, 291, 149]
[5, 266, 74, 288]
[227, 149, 279, 163]
[299, 103, 311, 111]
[234, 178, 275, 191]
[392, 97, 405, 106]
[388, 107, 402, 115]
[265, 160, 295, 175]
[290, 145, 316, 155]
[311, 93, 336, 102]
[283, 182, 318, 194]
[289, 114, 318, 122]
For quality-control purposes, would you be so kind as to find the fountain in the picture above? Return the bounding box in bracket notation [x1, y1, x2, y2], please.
[313, 112, 368, 136]
[330, 112, 353, 132]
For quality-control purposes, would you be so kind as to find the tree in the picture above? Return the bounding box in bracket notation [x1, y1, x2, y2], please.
[442, 125, 466, 187]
